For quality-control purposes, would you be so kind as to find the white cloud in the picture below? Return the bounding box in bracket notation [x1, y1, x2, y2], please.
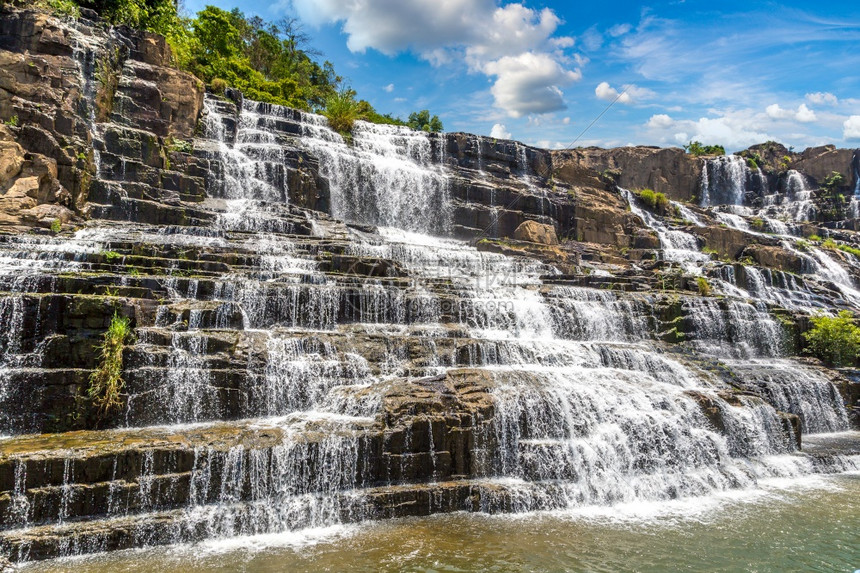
[647, 114, 674, 129]
[562, 116, 570, 125]
[794, 103, 816, 123]
[806, 92, 838, 106]
[485, 52, 580, 117]
[681, 116, 771, 150]
[595, 81, 629, 103]
[766, 103, 817, 123]
[595, 82, 653, 105]
[490, 123, 512, 139]
[766, 103, 790, 119]
[293, 0, 582, 117]
[608, 23, 632, 37]
[844, 115, 860, 140]
[383, 83, 394, 93]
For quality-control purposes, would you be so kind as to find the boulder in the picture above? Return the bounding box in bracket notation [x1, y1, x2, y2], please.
[741, 244, 805, 273]
[513, 220, 558, 245]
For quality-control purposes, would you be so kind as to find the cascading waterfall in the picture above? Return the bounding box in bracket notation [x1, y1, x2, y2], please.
[700, 155, 750, 206]
[0, 92, 857, 563]
[621, 188, 710, 273]
[299, 111, 452, 235]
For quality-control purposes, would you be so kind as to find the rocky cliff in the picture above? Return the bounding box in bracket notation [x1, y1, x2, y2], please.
[1, 7, 859, 564]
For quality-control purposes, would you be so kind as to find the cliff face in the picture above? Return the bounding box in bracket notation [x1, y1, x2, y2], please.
[0, 6, 204, 231]
[559, 146, 704, 201]
[0, 8, 859, 565]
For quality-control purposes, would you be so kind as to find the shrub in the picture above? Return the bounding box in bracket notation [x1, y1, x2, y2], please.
[323, 89, 363, 136]
[822, 171, 845, 194]
[4, 115, 19, 127]
[637, 189, 669, 212]
[696, 276, 711, 296]
[88, 312, 133, 416]
[803, 311, 860, 367]
[210, 78, 228, 95]
[50, 219, 62, 233]
[750, 217, 765, 230]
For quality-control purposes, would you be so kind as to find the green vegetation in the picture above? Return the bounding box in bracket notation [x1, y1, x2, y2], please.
[683, 141, 725, 156]
[322, 89, 364, 137]
[696, 276, 711, 297]
[803, 311, 860, 367]
[88, 312, 133, 416]
[169, 138, 193, 153]
[50, 219, 62, 233]
[821, 237, 860, 258]
[407, 109, 443, 133]
[102, 250, 122, 262]
[4, 115, 19, 127]
[28, 0, 441, 132]
[822, 171, 845, 194]
[637, 188, 669, 212]
[750, 217, 765, 231]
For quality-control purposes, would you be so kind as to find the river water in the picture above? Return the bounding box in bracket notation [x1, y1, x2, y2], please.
[21, 472, 859, 573]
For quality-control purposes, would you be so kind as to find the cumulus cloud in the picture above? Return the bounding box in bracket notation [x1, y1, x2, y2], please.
[766, 103, 790, 119]
[794, 103, 816, 123]
[595, 82, 654, 105]
[806, 92, 838, 106]
[383, 83, 394, 93]
[766, 103, 817, 122]
[485, 52, 580, 117]
[490, 123, 512, 139]
[648, 109, 773, 150]
[647, 114, 674, 129]
[845, 115, 860, 141]
[293, 0, 581, 117]
[595, 81, 629, 103]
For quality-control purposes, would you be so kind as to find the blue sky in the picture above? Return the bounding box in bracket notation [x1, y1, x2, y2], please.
[183, 0, 860, 152]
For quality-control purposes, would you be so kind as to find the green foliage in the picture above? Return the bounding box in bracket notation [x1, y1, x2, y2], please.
[210, 78, 228, 95]
[50, 219, 62, 233]
[39, 0, 419, 129]
[746, 157, 758, 170]
[822, 171, 846, 194]
[637, 188, 669, 212]
[683, 141, 725, 156]
[803, 311, 860, 367]
[323, 89, 363, 136]
[102, 250, 122, 262]
[407, 109, 443, 132]
[4, 115, 19, 127]
[821, 237, 860, 258]
[696, 276, 711, 297]
[750, 217, 765, 230]
[88, 312, 133, 416]
[808, 234, 821, 242]
[169, 138, 193, 153]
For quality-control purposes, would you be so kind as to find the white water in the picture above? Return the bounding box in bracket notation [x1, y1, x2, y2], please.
[0, 94, 856, 562]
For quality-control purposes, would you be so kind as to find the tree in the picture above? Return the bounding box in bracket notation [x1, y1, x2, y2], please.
[407, 109, 443, 132]
[683, 141, 725, 156]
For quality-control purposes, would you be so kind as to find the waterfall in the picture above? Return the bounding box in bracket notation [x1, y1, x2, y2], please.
[700, 155, 750, 206]
[0, 91, 856, 563]
[621, 189, 710, 273]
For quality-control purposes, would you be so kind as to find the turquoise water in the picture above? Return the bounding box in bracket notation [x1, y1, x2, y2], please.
[23, 473, 860, 573]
